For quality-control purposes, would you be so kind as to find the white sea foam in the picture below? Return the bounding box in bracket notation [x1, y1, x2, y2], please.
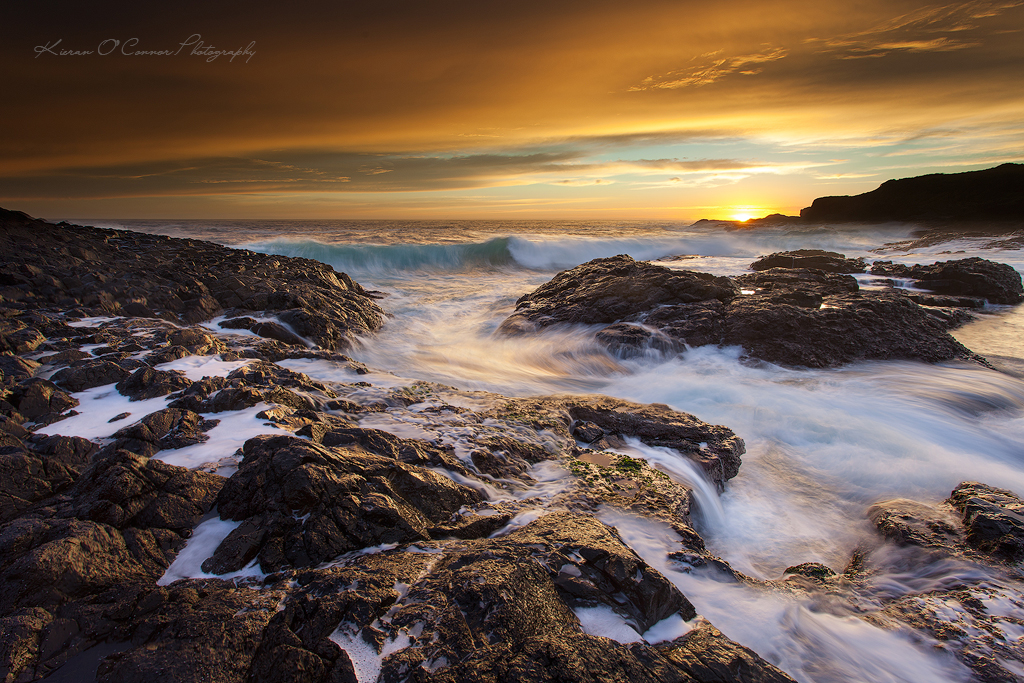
[158, 515, 263, 585]
[153, 403, 279, 472]
[574, 605, 643, 643]
[154, 354, 252, 380]
[34, 383, 172, 440]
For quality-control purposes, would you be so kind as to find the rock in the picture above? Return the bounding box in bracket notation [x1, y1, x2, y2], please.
[868, 498, 962, 550]
[6, 378, 79, 420]
[106, 408, 220, 457]
[115, 367, 193, 401]
[494, 395, 744, 489]
[0, 448, 79, 523]
[782, 562, 836, 582]
[750, 250, 866, 273]
[947, 482, 1024, 562]
[500, 255, 738, 333]
[165, 328, 220, 354]
[500, 257, 981, 368]
[51, 361, 132, 393]
[723, 290, 974, 368]
[657, 623, 797, 682]
[871, 257, 1023, 304]
[0, 355, 41, 381]
[204, 435, 482, 573]
[0, 210, 385, 350]
[572, 420, 604, 443]
[220, 317, 309, 346]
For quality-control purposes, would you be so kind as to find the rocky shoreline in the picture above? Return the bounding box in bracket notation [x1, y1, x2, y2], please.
[2, 210, 1023, 682]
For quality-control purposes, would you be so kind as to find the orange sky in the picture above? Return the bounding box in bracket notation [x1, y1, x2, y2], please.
[3, 0, 1023, 219]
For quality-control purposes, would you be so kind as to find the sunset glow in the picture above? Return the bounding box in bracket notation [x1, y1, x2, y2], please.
[3, 1, 1023, 219]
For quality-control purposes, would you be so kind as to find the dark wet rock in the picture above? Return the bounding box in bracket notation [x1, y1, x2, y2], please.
[870, 257, 1023, 304]
[800, 163, 1024, 223]
[115, 367, 193, 401]
[0, 447, 79, 523]
[501, 256, 982, 368]
[57, 450, 223, 533]
[782, 562, 836, 583]
[220, 317, 309, 346]
[734, 269, 860, 297]
[494, 395, 744, 489]
[500, 255, 738, 333]
[51, 361, 132, 393]
[0, 209, 385, 350]
[145, 344, 192, 365]
[6, 378, 79, 420]
[572, 420, 604, 443]
[0, 322, 46, 354]
[204, 434, 482, 573]
[723, 289, 975, 368]
[92, 583, 281, 683]
[948, 482, 1024, 562]
[164, 327, 221, 354]
[35, 349, 93, 368]
[656, 623, 797, 683]
[0, 355, 41, 381]
[750, 250, 866, 273]
[868, 498, 963, 550]
[106, 408, 220, 457]
[25, 434, 98, 468]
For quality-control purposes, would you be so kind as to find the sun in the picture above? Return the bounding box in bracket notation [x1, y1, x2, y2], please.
[730, 210, 754, 222]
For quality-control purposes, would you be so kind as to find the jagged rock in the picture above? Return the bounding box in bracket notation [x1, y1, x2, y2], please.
[6, 378, 79, 420]
[115, 367, 193, 401]
[106, 408, 220, 457]
[204, 435, 482, 573]
[870, 257, 1024, 304]
[51, 361, 132, 393]
[0, 446, 79, 524]
[0, 209, 385, 350]
[782, 562, 837, 583]
[948, 482, 1024, 562]
[868, 498, 963, 550]
[0, 355, 41, 381]
[220, 317, 309, 347]
[656, 624, 797, 682]
[165, 328, 221, 354]
[500, 255, 738, 333]
[500, 256, 983, 368]
[750, 250, 866, 273]
[493, 395, 744, 488]
[723, 290, 974, 368]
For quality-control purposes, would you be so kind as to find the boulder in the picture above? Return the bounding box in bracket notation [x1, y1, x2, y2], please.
[870, 257, 1023, 304]
[115, 367, 193, 401]
[947, 482, 1024, 562]
[750, 250, 866, 273]
[51, 361, 132, 393]
[204, 435, 482, 573]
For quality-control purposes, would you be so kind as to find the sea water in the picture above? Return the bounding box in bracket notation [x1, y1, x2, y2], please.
[82, 218, 1024, 682]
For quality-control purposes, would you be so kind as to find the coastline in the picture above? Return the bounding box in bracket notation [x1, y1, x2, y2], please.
[2, 210, 1023, 682]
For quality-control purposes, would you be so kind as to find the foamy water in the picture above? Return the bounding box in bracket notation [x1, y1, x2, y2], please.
[78, 217, 1024, 681]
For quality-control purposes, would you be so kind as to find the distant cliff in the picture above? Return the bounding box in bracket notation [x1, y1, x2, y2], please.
[800, 163, 1024, 223]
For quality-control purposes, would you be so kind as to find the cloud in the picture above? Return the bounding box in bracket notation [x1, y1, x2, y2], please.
[811, 0, 1022, 59]
[629, 47, 787, 90]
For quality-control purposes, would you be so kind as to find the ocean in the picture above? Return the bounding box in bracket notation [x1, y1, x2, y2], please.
[80, 217, 1024, 682]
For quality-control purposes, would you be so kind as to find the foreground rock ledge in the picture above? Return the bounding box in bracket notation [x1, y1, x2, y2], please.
[498, 254, 1016, 368]
[0, 209, 385, 351]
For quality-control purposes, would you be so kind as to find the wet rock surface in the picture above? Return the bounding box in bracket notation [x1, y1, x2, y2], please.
[871, 256, 1024, 304]
[0, 208, 385, 350]
[500, 254, 996, 368]
[750, 249, 867, 273]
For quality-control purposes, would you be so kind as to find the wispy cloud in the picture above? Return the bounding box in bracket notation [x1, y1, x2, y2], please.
[810, 0, 1022, 58]
[629, 47, 787, 90]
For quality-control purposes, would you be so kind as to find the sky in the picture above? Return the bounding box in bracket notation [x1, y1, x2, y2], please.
[2, 0, 1023, 220]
